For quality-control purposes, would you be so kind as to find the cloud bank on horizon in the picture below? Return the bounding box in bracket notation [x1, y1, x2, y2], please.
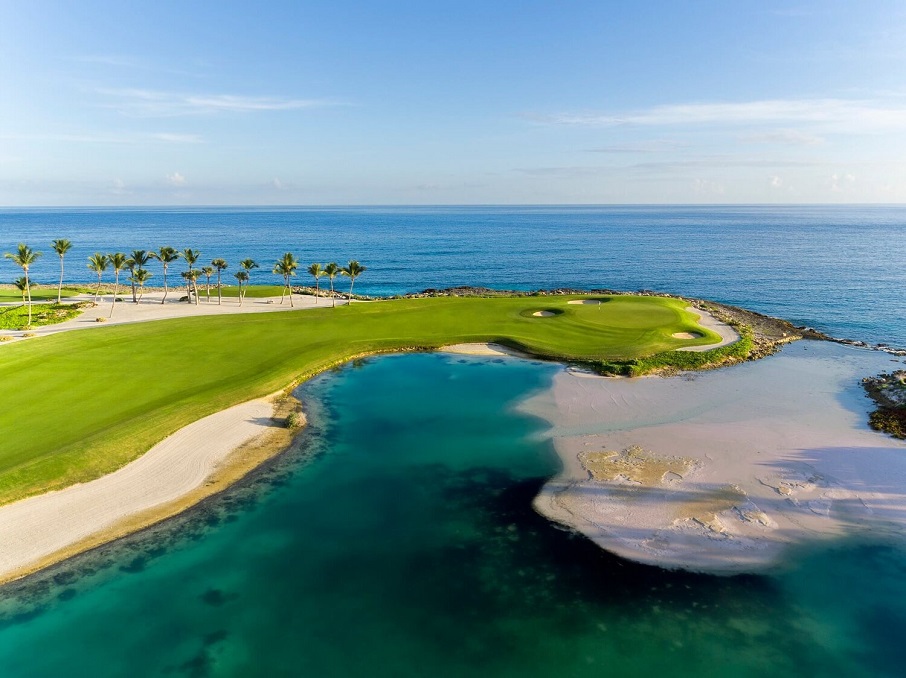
[1, 0, 904, 205]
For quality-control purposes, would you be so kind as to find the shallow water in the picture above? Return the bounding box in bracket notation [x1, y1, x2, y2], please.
[1, 353, 905, 677]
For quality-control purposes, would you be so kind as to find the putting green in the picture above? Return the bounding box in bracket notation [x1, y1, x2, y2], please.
[0, 295, 722, 504]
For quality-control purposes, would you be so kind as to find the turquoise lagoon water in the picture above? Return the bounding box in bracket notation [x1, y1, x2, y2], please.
[1, 352, 905, 677]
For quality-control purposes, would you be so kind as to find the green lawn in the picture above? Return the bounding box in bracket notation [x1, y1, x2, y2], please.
[0, 295, 723, 504]
[212, 284, 289, 298]
[0, 287, 83, 302]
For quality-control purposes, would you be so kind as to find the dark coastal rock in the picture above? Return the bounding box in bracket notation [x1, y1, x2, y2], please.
[863, 370, 906, 439]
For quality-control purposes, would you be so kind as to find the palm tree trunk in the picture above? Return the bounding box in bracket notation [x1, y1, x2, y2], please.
[289, 277, 294, 307]
[217, 272, 222, 305]
[193, 280, 199, 306]
[25, 270, 32, 327]
[57, 256, 64, 304]
[330, 278, 335, 308]
[161, 268, 168, 304]
[280, 278, 287, 305]
[206, 281, 211, 302]
[131, 277, 137, 303]
[95, 274, 101, 302]
[315, 278, 320, 303]
[110, 273, 119, 318]
[349, 276, 355, 300]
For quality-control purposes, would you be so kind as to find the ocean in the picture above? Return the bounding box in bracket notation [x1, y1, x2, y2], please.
[1, 205, 904, 347]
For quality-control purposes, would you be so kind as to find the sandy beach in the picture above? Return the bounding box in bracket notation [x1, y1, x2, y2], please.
[0, 395, 297, 584]
[524, 341, 906, 574]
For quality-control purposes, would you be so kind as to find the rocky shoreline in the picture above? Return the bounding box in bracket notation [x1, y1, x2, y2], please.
[863, 370, 906, 439]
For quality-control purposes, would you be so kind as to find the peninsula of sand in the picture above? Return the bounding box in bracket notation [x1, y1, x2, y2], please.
[525, 341, 906, 574]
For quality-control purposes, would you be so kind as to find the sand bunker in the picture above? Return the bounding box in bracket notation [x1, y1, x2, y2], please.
[567, 299, 602, 305]
[672, 331, 704, 339]
[533, 310, 556, 317]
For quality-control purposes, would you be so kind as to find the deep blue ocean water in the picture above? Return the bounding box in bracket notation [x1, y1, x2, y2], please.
[1, 205, 904, 346]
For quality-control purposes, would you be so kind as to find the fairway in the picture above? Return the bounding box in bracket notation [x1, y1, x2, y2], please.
[0, 295, 721, 504]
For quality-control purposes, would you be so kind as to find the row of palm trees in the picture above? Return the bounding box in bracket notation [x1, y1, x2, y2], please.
[274, 255, 366, 309]
[5, 240, 367, 325]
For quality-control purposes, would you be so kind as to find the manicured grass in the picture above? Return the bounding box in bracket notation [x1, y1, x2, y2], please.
[0, 303, 84, 330]
[0, 287, 83, 302]
[0, 295, 723, 504]
[213, 285, 289, 298]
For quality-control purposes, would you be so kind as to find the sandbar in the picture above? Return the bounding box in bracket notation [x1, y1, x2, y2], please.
[524, 341, 906, 574]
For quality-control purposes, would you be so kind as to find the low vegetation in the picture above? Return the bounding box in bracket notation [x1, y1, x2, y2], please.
[0, 302, 86, 331]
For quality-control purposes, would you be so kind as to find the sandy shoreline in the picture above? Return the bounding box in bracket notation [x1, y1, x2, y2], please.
[523, 341, 906, 575]
[0, 394, 300, 585]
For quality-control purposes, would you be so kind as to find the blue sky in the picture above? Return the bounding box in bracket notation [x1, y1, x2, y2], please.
[1, 0, 905, 205]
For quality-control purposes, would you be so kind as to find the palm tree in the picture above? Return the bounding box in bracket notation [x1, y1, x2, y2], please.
[182, 248, 200, 272]
[324, 262, 340, 308]
[238, 258, 259, 304]
[181, 269, 201, 306]
[86, 252, 109, 302]
[129, 268, 153, 301]
[341, 260, 366, 300]
[126, 250, 151, 303]
[150, 246, 180, 304]
[13, 276, 27, 304]
[234, 270, 249, 307]
[108, 252, 128, 318]
[273, 253, 299, 307]
[4, 244, 41, 328]
[211, 258, 228, 305]
[51, 238, 73, 303]
[308, 263, 324, 303]
[201, 266, 214, 302]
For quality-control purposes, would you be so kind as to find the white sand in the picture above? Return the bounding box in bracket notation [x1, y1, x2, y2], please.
[0, 398, 277, 582]
[532, 310, 556, 317]
[672, 331, 703, 339]
[0, 290, 349, 344]
[676, 306, 739, 352]
[567, 299, 602, 305]
[442, 342, 530, 358]
[523, 341, 906, 574]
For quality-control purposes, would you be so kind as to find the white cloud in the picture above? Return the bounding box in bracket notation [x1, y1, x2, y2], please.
[166, 172, 186, 186]
[152, 133, 203, 144]
[527, 98, 906, 133]
[770, 175, 783, 188]
[830, 172, 856, 192]
[0, 132, 202, 145]
[743, 129, 825, 146]
[692, 178, 725, 195]
[98, 88, 338, 117]
[272, 178, 285, 190]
